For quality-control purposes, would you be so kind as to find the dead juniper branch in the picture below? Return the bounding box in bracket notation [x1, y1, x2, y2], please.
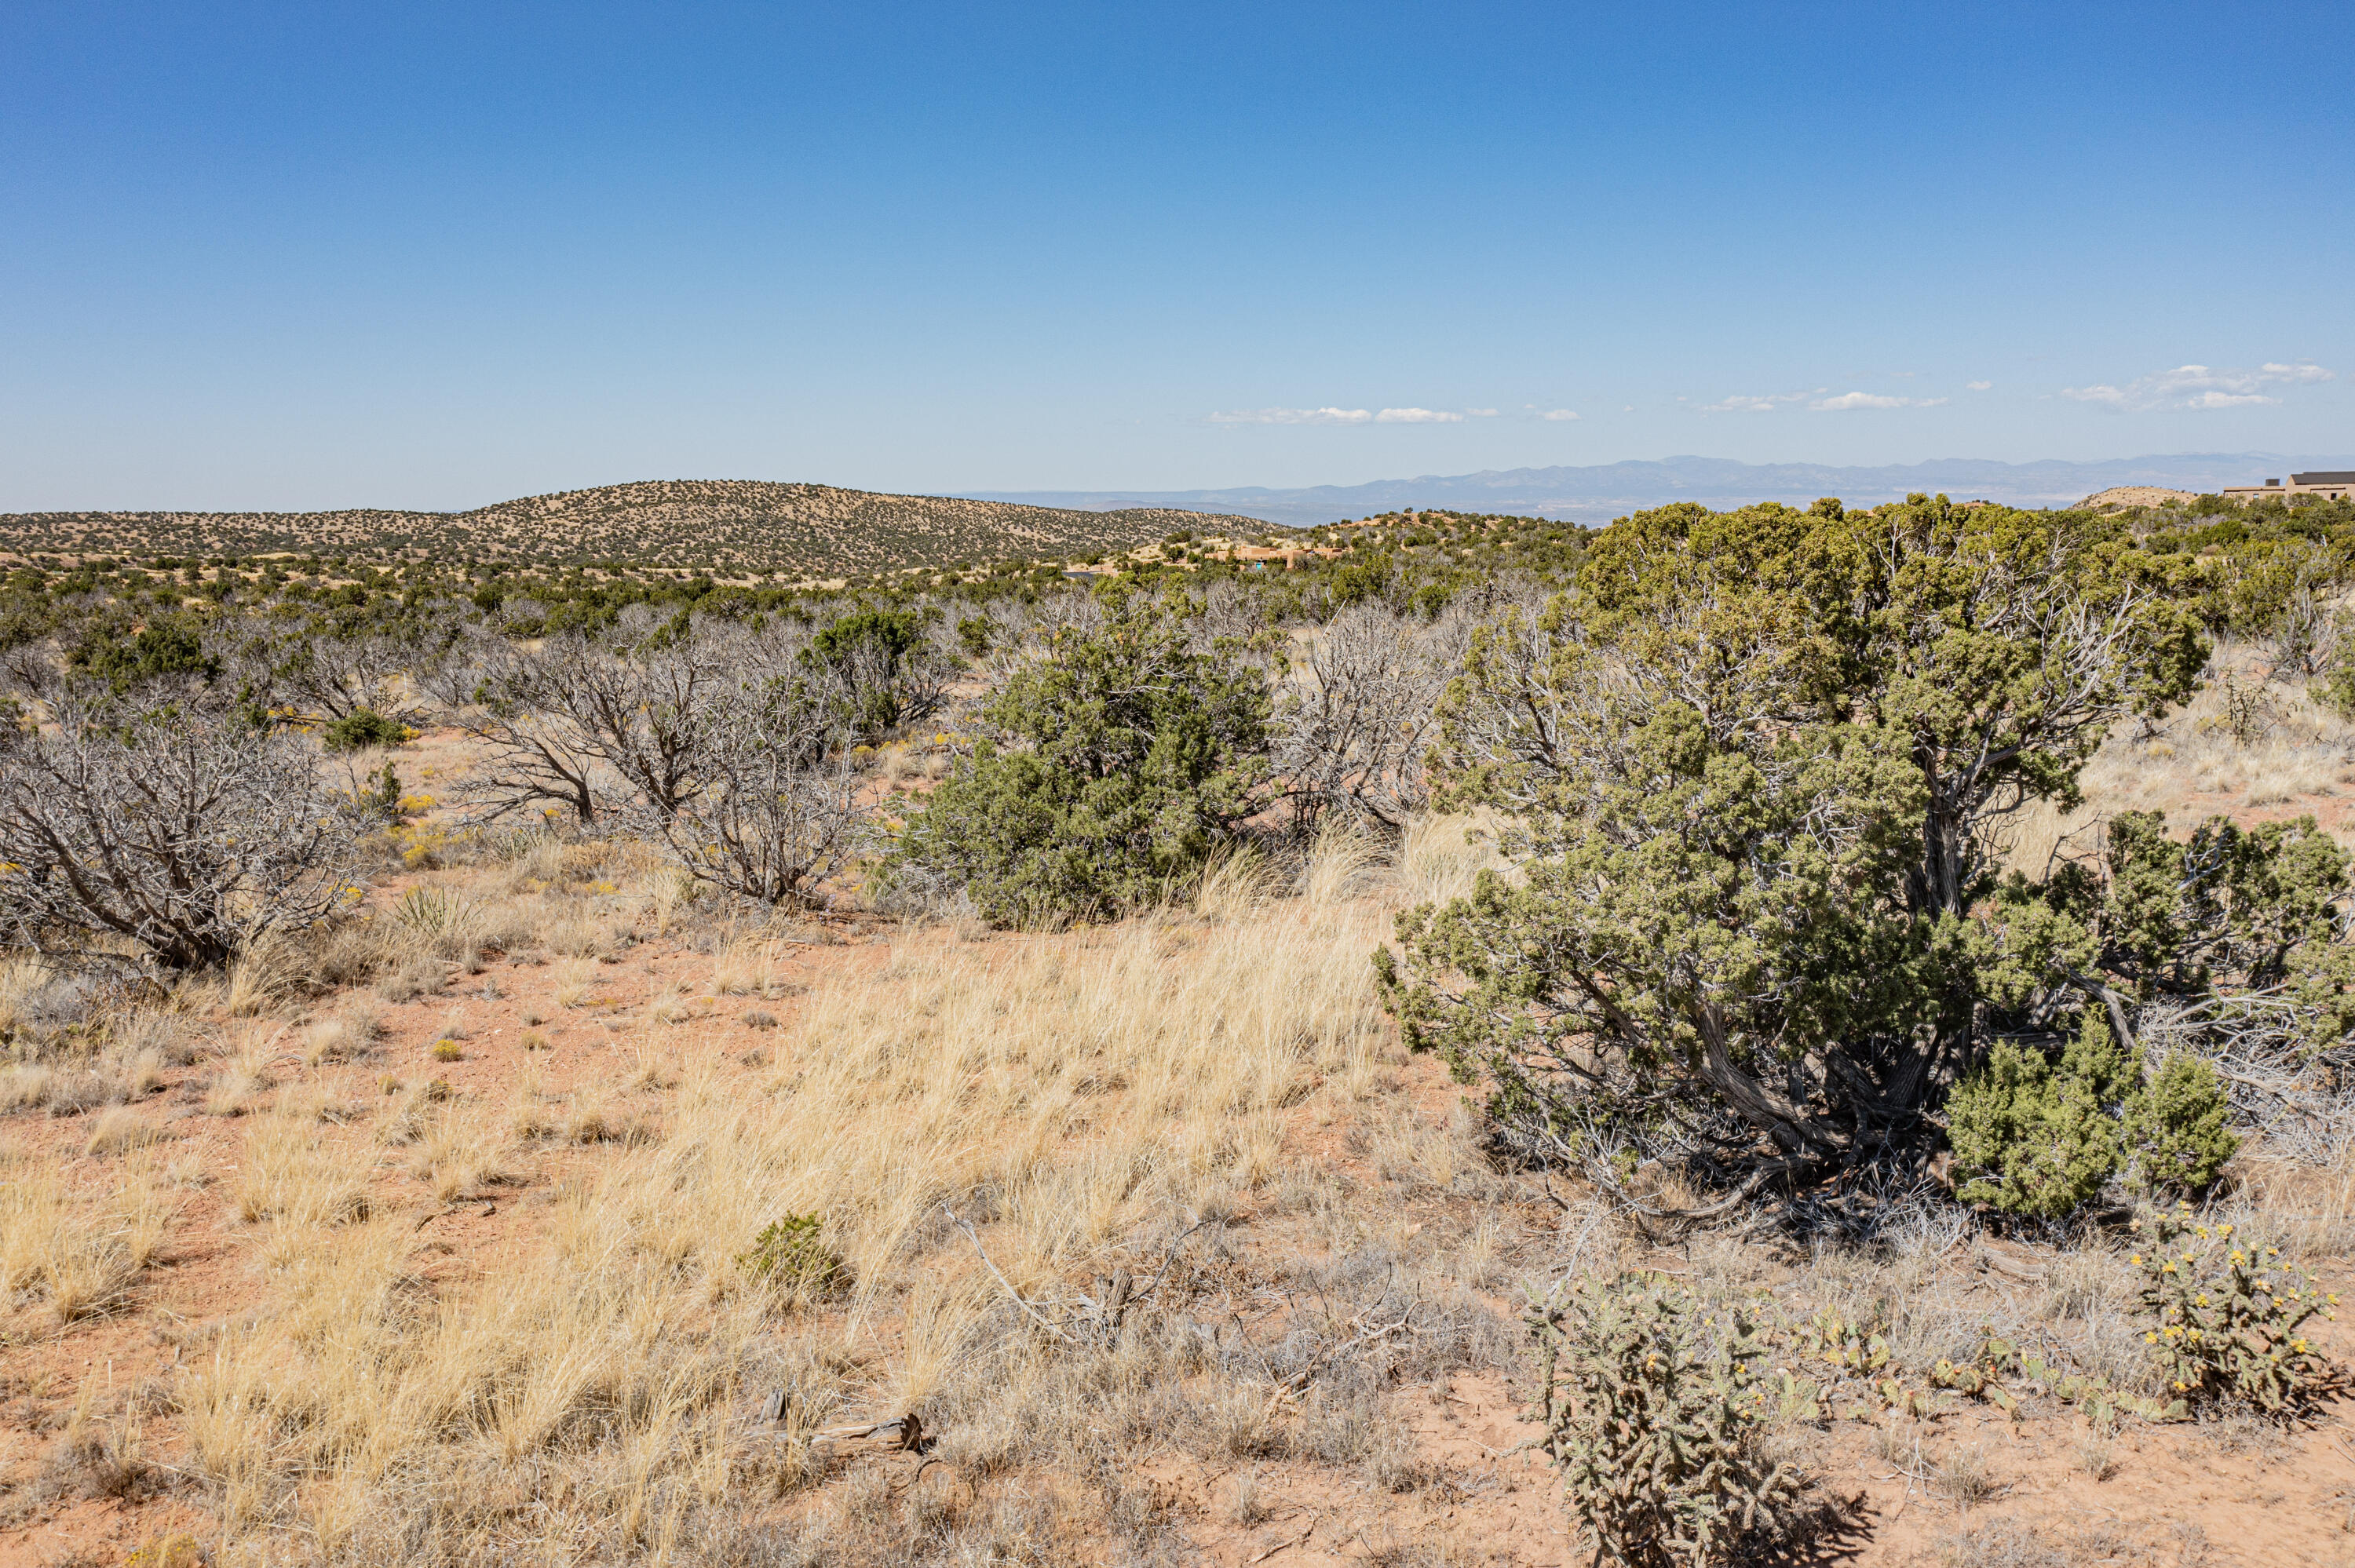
[0, 698, 362, 970]
[270, 622, 447, 727]
[451, 643, 612, 829]
[943, 1204, 1219, 1349]
[644, 673, 870, 906]
[1271, 602, 1461, 836]
[541, 625, 736, 824]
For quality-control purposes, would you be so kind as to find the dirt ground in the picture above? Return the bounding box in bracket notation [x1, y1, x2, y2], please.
[6, 720, 2355, 1567]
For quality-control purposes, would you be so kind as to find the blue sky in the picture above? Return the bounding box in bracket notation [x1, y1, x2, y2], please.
[3, 2, 2349, 509]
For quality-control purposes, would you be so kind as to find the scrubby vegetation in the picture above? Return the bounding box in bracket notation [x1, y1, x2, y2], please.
[1526, 1273, 1798, 1566]
[3, 483, 2355, 1565]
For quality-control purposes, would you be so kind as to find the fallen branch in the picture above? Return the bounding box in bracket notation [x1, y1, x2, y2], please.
[942, 1202, 1071, 1342]
[812, 1413, 926, 1452]
[1280, 1316, 1412, 1393]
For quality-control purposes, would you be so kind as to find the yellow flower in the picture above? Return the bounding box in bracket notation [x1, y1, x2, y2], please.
[2145, 1332, 2158, 1344]
[2129, 1254, 2142, 1267]
[2163, 1262, 2178, 1274]
[2294, 1338, 2310, 1354]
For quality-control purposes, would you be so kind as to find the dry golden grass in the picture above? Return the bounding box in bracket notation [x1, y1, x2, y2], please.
[1, 1154, 173, 1324]
[237, 1116, 374, 1228]
[706, 930, 787, 997]
[2003, 643, 2355, 875]
[304, 1002, 382, 1066]
[160, 837, 1404, 1560]
[1393, 811, 1512, 906]
[203, 1023, 290, 1118]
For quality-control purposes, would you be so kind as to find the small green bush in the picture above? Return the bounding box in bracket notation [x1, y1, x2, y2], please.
[2122, 1052, 2238, 1195]
[1525, 1273, 1799, 1568]
[1948, 1011, 2128, 1218]
[738, 1213, 844, 1296]
[2130, 1204, 2335, 1412]
[71, 614, 219, 691]
[1948, 1011, 2236, 1218]
[887, 593, 1270, 926]
[322, 707, 409, 753]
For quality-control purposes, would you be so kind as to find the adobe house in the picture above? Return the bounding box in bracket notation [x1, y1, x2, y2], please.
[2221, 470, 2355, 502]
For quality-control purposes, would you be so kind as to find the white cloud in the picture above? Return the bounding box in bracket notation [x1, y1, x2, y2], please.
[1700, 391, 1812, 414]
[2060, 360, 2335, 412]
[1967, 380, 1992, 391]
[1541, 409, 1580, 421]
[1811, 392, 1948, 411]
[1374, 407, 1462, 422]
[1465, 408, 1499, 418]
[1207, 407, 1373, 425]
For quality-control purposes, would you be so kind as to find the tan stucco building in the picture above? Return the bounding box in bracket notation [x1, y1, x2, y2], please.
[2221, 470, 2355, 502]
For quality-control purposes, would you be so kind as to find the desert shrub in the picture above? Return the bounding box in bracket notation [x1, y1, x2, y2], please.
[0, 698, 361, 970]
[2130, 1204, 2335, 1412]
[74, 614, 221, 692]
[2315, 628, 2355, 720]
[889, 592, 1271, 925]
[1271, 600, 1462, 835]
[1949, 1009, 2235, 1217]
[738, 1212, 845, 1296]
[2120, 1052, 2237, 1194]
[319, 706, 408, 753]
[2218, 536, 2349, 675]
[1526, 1272, 1799, 1567]
[801, 608, 947, 742]
[643, 670, 868, 905]
[1949, 1013, 2128, 1219]
[1383, 497, 2349, 1208]
[452, 639, 606, 826]
[270, 625, 443, 724]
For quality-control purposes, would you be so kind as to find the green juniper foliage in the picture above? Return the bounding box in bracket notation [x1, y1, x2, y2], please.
[1945, 1005, 2236, 1218]
[1379, 495, 2349, 1212]
[2122, 1051, 2237, 1195]
[887, 589, 1270, 925]
[320, 706, 408, 753]
[1948, 1012, 2130, 1219]
[737, 1212, 846, 1297]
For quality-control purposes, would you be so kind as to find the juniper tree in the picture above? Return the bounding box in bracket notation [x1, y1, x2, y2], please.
[889, 588, 1270, 925]
[1376, 495, 2320, 1209]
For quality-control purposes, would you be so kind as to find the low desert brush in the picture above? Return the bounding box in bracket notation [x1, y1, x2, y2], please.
[739, 1212, 850, 1301]
[2130, 1203, 2336, 1412]
[1525, 1271, 1799, 1568]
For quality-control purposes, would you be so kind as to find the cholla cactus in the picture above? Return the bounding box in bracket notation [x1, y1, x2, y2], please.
[2130, 1203, 2336, 1413]
[1526, 1272, 1799, 1568]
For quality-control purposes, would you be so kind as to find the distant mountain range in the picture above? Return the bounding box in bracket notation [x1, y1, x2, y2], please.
[973, 453, 2355, 527]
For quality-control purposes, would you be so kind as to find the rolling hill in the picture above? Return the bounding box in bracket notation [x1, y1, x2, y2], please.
[0, 480, 1265, 574]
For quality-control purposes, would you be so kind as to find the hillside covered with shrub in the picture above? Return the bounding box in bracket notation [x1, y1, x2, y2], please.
[0, 478, 1265, 575]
